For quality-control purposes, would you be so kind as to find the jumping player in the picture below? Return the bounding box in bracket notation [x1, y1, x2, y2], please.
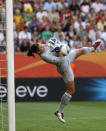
[27, 39, 101, 123]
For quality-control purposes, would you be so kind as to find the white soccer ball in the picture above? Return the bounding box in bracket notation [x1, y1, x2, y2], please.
[60, 44, 70, 56]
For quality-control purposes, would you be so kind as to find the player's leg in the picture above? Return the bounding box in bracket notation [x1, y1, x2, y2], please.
[68, 39, 101, 62]
[55, 81, 74, 123]
[59, 40, 101, 112]
[65, 81, 75, 95]
[75, 39, 101, 59]
[68, 46, 95, 63]
[55, 68, 75, 123]
[75, 47, 94, 59]
[55, 47, 94, 123]
[57, 81, 74, 112]
[55, 39, 101, 123]
[57, 81, 75, 112]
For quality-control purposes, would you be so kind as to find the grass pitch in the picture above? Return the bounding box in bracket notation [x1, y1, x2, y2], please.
[16, 102, 106, 131]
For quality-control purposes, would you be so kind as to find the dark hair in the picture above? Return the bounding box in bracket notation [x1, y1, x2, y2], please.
[27, 44, 39, 57]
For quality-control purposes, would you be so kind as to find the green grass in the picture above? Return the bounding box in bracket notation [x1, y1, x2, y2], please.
[16, 102, 106, 131]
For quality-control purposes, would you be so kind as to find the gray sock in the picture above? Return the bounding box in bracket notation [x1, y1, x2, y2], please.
[82, 47, 94, 54]
[57, 92, 72, 113]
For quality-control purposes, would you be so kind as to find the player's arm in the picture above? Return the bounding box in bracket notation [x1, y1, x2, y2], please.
[41, 53, 63, 65]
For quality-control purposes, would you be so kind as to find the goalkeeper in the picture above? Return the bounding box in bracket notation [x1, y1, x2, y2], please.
[27, 39, 101, 123]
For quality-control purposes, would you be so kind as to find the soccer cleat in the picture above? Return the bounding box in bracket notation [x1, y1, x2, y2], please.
[93, 39, 101, 50]
[54, 111, 66, 123]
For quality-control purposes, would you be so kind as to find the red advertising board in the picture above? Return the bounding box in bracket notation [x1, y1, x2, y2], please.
[0, 52, 106, 77]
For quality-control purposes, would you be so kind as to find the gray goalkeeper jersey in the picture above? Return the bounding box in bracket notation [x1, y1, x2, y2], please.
[40, 45, 76, 82]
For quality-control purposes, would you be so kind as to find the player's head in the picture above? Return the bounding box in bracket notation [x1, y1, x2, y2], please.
[27, 44, 45, 57]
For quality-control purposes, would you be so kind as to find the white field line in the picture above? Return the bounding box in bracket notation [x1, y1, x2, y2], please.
[16, 117, 106, 121]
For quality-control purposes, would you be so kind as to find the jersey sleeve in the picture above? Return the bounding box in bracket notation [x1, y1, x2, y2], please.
[40, 52, 64, 65]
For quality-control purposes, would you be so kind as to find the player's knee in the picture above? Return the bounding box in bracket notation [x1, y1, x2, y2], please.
[66, 81, 75, 95]
[66, 87, 75, 95]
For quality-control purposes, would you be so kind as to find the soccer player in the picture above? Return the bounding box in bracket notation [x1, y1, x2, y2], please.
[27, 39, 101, 123]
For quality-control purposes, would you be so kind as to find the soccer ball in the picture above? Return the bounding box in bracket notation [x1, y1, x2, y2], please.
[60, 44, 70, 56]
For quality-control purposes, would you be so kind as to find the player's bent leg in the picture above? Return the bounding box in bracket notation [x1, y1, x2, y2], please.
[68, 46, 95, 62]
[75, 39, 101, 59]
[75, 47, 94, 59]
